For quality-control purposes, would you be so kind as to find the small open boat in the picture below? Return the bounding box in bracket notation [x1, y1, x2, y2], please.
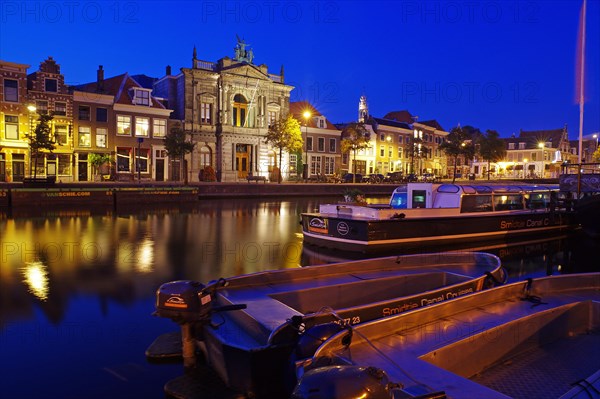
[148, 251, 506, 398]
[301, 183, 577, 253]
[297, 272, 600, 399]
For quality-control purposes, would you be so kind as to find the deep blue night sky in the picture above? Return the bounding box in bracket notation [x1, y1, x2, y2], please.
[1, 0, 599, 139]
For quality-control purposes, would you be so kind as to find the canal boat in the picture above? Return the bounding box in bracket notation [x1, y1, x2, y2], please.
[298, 272, 600, 399]
[301, 183, 577, 253]
[148, 251, 506, 398]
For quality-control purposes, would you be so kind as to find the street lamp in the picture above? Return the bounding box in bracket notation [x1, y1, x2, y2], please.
[27, 105, 37, 177]
[594, 134, 598, 149]
[386, 135, 392, 173]
[302, 110, 311, 181]
[538, 143, 544, 178]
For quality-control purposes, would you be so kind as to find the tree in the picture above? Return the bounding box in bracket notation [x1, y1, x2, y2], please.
[25, 114, 55, 178]
[163, 122, 195, 184]
[478, 129, 506, 180]
[340, 122, 370, 183]
[88, 153, 112, 180]
[440, 126, 474, 183]
[265, 114, 303, 183]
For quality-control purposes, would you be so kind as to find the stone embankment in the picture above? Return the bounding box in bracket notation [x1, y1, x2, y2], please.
[0, 181, 397, 209]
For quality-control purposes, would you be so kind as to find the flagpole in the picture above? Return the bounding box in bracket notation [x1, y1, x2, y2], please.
[578, 0, 586, 164]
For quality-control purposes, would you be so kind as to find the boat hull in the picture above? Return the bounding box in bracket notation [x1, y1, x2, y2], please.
[308, 273, 600, 399]
[302, 210, 576, 253]
[155, 252, 504, 398]
[574, 194, 600, 237]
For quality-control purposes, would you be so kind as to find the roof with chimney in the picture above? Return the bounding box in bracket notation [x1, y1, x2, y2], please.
[74, 72, 167, 109]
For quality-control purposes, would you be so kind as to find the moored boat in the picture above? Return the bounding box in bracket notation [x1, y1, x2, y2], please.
[297, 272, 600, 399]
[148, 251, 506, 398]
[301, 183, 577, 253]
[574, 194, 600, 237]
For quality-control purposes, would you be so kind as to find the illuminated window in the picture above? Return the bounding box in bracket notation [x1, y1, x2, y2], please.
[232, 94, 247, 127]
[55, 125, 68, 145]
[117, 115, 131, 135]
[78, 127, 91, 147]
[135, 117, 149, 137]
[153, 119, 166, 137]
[4, 115, 19, 140]
[96, 128, 107, 147]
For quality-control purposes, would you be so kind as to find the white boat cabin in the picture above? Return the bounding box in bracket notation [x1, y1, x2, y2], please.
[389, 183, 557, 212]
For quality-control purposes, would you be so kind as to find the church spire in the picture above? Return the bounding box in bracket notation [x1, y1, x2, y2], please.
[358, 95, 369, 123]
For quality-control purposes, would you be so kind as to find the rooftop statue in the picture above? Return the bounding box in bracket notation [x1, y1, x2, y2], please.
[234, 34, 254, 64]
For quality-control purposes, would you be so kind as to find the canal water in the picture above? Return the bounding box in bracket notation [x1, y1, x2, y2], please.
[0, 196, 597, 399]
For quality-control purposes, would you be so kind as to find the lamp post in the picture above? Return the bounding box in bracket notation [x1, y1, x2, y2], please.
[538, 143, 544, 179]
[27, 104, 37, 177]
[137, 137, 143, 183]
[594, 134, 598, 150]
[386, 135, 392, 173]
[302, 111, 311, 181]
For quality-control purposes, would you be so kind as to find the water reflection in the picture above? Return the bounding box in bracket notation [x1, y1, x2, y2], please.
[0, 198, 598, 399]
[21, 261, 49, 301]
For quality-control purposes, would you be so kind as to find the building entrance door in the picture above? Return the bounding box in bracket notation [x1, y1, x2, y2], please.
[12, 155, 25, 182]
[156, 159, 165, 181]
[78, 160, 88, 181]
[0, 154, 5, 182]
[236, 144, 250, 178]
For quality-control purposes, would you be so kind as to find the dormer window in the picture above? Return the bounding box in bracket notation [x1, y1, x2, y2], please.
[518, 142, 526, 150]
[316, 116, 326, 129]
[131, 88, 152, 106]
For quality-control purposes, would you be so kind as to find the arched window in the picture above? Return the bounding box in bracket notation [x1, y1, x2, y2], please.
[200, 146, 212, 167]
[233, 94, 247, 127]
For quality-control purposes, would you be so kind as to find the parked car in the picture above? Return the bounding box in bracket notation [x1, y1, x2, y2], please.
[421, 173, 438, 182]
[384, 172, 404, 183]
[342, 173, 363, 183]
[362, 174, 384, 184]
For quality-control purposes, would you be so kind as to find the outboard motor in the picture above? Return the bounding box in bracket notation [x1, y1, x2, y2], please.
[155, 280, 212, 323]
[154, 280, 211, 369]
[154, 279, 245, 369]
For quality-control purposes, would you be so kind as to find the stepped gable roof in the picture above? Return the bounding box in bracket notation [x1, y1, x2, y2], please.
[418, 120, 445, 131]
[75, 73, 166, 109]
[382, 110, 414, 123]
[289, 101, 338, 130]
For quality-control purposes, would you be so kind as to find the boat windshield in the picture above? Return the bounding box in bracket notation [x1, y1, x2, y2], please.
[390, 191, 408, 209]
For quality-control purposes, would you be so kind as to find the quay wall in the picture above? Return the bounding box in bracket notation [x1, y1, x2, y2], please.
[0, 182, 395, 209]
